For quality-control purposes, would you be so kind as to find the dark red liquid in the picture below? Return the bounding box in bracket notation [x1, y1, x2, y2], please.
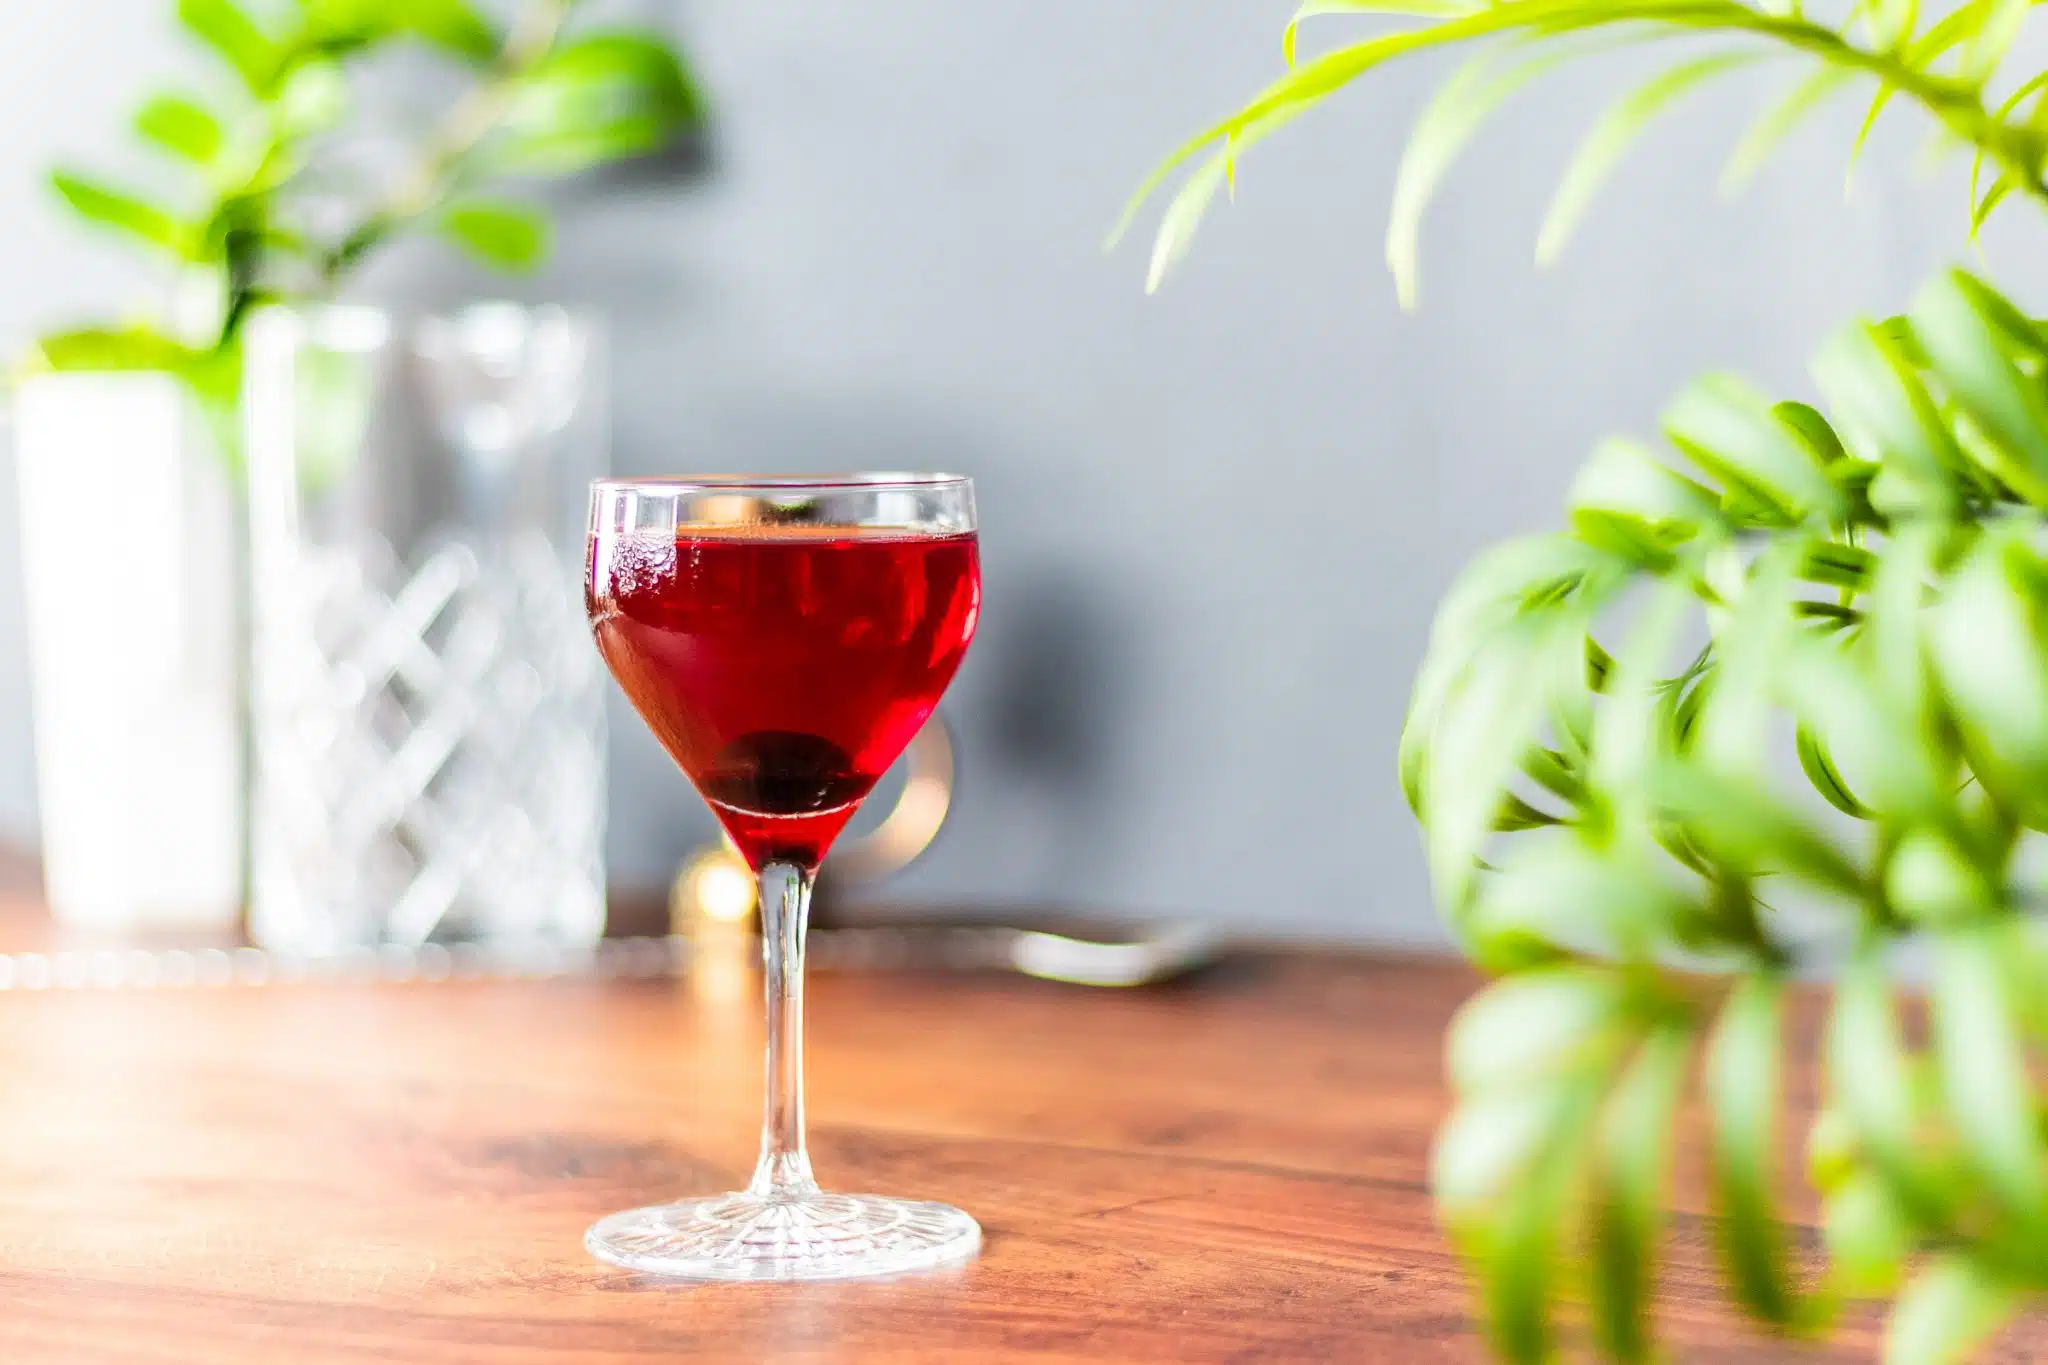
[588, 526, 980, 870]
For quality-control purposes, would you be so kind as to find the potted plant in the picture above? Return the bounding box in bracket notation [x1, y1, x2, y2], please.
[1127, 2, 2048, 1361]
[15, 0, 698, 934]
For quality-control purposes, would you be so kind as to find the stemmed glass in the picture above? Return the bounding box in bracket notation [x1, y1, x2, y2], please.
[583, 474, 982, 1280]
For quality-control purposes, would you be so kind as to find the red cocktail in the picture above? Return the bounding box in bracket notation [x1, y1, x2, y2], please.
[582, 475, 983, 1283]
[589, 526, 980, 869]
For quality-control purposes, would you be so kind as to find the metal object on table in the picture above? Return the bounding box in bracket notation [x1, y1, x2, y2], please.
[1005, 921, 1223, 987]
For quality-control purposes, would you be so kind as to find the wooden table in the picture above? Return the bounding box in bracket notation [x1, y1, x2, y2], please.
[0, 943, 2038, 1363]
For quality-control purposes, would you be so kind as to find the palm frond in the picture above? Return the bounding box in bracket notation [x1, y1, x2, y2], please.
[1536, 50, 1758, 264]
[1120, 0, 2048, 301]
[1404, 264, 2048, 1361]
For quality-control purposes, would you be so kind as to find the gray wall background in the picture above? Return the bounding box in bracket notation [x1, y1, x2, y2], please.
[0, 2, 2039, 942]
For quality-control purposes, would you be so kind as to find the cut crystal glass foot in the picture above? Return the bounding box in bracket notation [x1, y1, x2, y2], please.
[585, 1192, 982, 1281]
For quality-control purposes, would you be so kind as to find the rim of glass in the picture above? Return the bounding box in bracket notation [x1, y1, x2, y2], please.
[591, 472, 970, 494]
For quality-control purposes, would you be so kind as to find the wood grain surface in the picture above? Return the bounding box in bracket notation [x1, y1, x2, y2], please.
[0, 943, 2039, 1363]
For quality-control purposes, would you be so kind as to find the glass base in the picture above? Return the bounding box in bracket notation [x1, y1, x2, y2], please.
[585, 1191, 982, 1281]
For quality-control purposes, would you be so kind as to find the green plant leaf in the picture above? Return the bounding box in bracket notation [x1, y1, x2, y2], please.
[1566, 511, 1681, 569]
[1493, 791, 1565, 830]
[296, 0, 396, 48]
[1692, 541, 1801, 767]
[1568, 435, 1718, 535]
[1589, 574, 1692, 800]
[1146, 155, 1231, 296]
[1807, 1104, 1859, 1195]
[1863, 521, 1937, 725]
[1845, 86, 1896, 194]
[1885, 1255, 2020, 1365]
[1958, 0, 2028, 86]
[1471, 832, 1697, 964]
[181, 342, 243, 409]
[437, 198, 551, 271]
[1401, 535, 1617, 814]
[1781, 633, 1945, 818]
[1724, 66, 1853, 193]
[1423, 618, 1581, 915]
[1520, 744, 1585, 807]
[133, 94, 223, 164]
[1113, 6, 1554, 260]
[1388, 43, 1578, 309]
[1775, 399, 1850, 467]
[1590, 1026, 1689, 1362]
[1902, 0, 1979, 66]
[1434, 1074, 1596, 1215]
[1885, 828, 1995, 926]
[1829, 951, 1948, 1225]
[1446, 967, 1628, 1095]
[1161, 104, 1310, 291]
[1910, 268, 2048, 505]
[1822, 1171, 1913, 1297]
[1663, 374, 1843, 524]
[1797, 724, 1871, 818]
[177, 0, 278, 93]
[1705, 975, 1799, 1327]
[1990, 67, 2048, 131]
[1536, 52, 1755, 266]
[1838, 0, 1976, 194]
[499, 31, 703, 174]
[1652, 761, 1867, 898]
[1930, 927, 2047, 1216]
[1926, 531, 2048, 811]
[32, 325, 195, 373]
[401, 0, 499, 62]
[1809, 319, 1960, 515]
[275, 59, 349, 136]
[2003, 919, 2048, 1044]
[1469, 1070, 1605, 1365]
[1946, 268, 2047, 355]
[1857, 0, 1914, 51]
[1963, 79, 2025, 243]
[49, 171, 194, 258]
[29, 327, 239, 407]
[1970, 172, 2016, 236]
[1801, 540, 1875, 592]
[1283, 0, 1483, 67]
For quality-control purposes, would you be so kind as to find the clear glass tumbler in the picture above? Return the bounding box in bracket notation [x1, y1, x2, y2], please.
[243, 303, 607, 957]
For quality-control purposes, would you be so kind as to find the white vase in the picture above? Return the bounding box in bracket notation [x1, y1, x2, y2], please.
[12, 372, 243, 931]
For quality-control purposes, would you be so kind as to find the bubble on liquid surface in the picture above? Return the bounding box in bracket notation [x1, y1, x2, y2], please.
[599, 533, 677, 601]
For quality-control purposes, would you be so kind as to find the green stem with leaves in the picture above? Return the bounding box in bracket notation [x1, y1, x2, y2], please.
[32, 0, 701, 394]
[314, 0, 577, 290]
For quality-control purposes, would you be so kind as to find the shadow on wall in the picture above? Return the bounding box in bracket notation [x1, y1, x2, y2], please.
[975, 564, 1131, 906]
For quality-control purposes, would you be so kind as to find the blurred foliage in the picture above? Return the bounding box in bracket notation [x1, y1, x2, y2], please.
[1123, 1, 2048, 1361]
[26, 0, 701, 402]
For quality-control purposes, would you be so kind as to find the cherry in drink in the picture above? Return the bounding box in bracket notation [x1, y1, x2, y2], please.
[588, 525, 980, 869]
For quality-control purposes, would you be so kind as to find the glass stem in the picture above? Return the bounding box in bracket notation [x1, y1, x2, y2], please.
[747, 860, 819, 1200]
